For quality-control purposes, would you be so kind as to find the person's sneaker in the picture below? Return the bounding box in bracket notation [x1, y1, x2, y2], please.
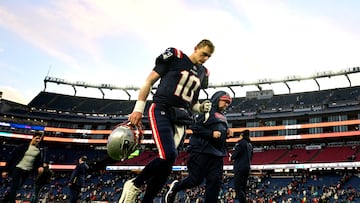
[118, 178, 140, 203]
[165, 180, 179, 203]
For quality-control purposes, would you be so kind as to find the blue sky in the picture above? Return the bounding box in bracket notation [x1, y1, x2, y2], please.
[1, 0, 360, 104]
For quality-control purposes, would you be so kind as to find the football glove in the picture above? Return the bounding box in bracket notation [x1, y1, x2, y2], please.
[200, 100, 212, 113]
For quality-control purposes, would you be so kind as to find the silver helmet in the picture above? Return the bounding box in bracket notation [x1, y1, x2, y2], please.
[107, 122, 142, 161]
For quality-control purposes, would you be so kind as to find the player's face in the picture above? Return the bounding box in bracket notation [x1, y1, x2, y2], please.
[194, 46, 213, 65]
[219, 99, 230, 111]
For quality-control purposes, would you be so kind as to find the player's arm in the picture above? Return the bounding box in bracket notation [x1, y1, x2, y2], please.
[230, 142, 245, 161]
[68, 166, 79, 185]
[200, 67, 209, 89]
[190, 122, 213, 139]
[128, 70, 160, 126]
[192, 68, 211, 113]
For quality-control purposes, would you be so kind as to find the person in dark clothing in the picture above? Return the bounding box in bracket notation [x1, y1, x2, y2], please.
[68, 156, 89, 203]
[1, 134, 45, 203]
[230, 130, 253, 203]
[165, 90, 232, 203]
[119, 39, 215, 203]
[30, 161, 54, 203]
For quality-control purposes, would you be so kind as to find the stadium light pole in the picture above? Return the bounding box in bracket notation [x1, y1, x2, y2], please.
[227, 86, 236, 98]
[345, 73, 352, 87]
[98, 88, 105, 99]
[313, 78, 321, 91]
[72, 85, 77, 96]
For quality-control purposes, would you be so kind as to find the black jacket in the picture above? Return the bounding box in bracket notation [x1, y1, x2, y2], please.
[188, 91, 229, 157]
[35, 165, 54, 186]
[231, 139, 253, 172]
[69, 162, 89, 188]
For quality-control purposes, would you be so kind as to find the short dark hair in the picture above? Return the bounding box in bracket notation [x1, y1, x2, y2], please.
[241, 130, 251, 142]
[80, 156, 87, 161]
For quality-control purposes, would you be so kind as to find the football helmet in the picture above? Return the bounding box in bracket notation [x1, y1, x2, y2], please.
[107, 122, 143, 161]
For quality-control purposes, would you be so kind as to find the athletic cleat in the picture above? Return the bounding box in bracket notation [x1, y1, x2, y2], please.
[165, 180, 179, 203]
[118, 178, 140, 203]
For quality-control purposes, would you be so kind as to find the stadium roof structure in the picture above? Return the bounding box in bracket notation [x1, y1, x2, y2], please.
[43, 66, 360, 100]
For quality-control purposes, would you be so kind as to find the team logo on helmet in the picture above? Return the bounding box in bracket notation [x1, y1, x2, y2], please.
[106, 122, 143, 161]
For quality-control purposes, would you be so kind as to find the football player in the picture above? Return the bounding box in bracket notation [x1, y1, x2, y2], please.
[119, 39, 215, 203]
[165, 91, 232, 203]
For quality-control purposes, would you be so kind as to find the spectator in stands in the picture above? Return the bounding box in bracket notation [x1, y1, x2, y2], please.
[230, 130, 253, 203]
[68, 155, 89, 203]
[120, 39, 215, 203]
[30, 161, 54, 203]
[165, 91, 232, 203]
[1, 133, 45, 203]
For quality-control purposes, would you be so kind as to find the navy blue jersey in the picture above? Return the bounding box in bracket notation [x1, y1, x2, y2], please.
[152, 47, 209, 108]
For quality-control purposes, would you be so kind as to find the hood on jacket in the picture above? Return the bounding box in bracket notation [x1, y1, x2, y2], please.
[210, 90, 232, 112]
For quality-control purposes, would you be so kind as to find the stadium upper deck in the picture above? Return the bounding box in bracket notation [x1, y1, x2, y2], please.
[1, 77, 359, 143]
[1, 68, 360, 171]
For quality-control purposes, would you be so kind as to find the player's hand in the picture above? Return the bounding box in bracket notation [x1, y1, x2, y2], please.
[38, 166, 44, 174]
[128, 111, 143, 127]
[2, 172, 8, 178]
[227, 129, 234, 137]
[200, 100, 211, 113]
[213, 130, 221, 139]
